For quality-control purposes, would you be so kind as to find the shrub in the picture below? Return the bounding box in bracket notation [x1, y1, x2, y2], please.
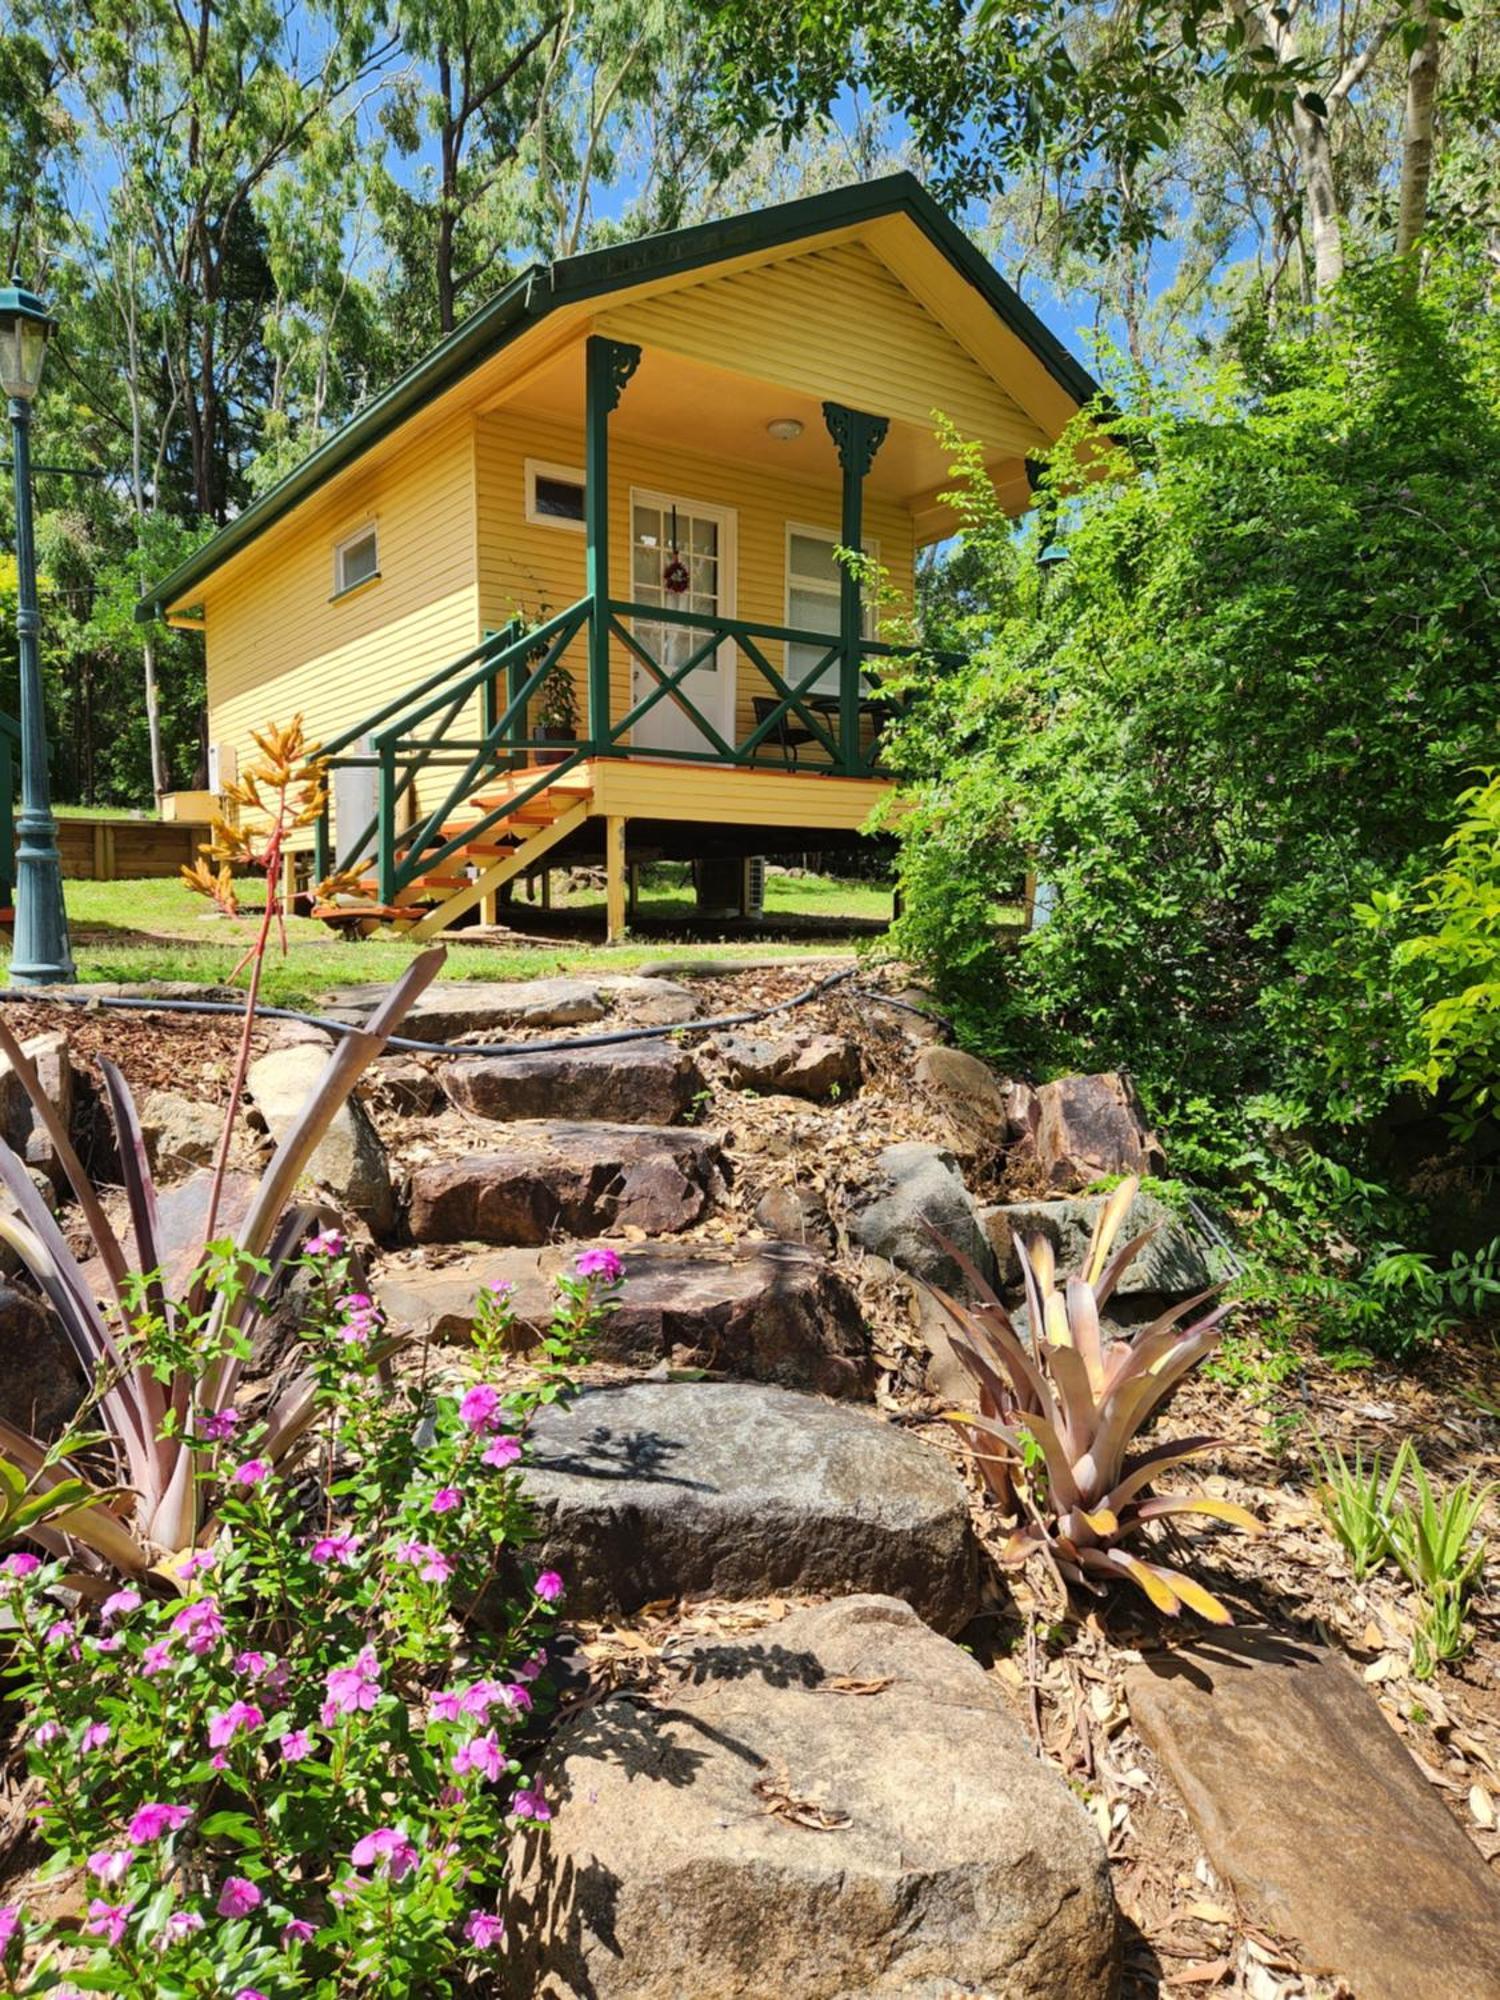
[0, 1243, 621, 1995]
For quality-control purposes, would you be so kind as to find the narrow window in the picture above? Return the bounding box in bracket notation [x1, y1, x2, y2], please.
[785, 524, 877, 694]
[526, 460, 586, 530]
[333, 524, 380, 597]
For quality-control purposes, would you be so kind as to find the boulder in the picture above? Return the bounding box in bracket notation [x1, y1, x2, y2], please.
[714, 1031, 859, 1102]
[139, 1090, 224, 1177]
[0, 1030, 75, 1188]
[849, 1142, 994, 1293]
[1027, 1072, 1164, 1190]
[246, 1043, 395, 1236]
[982, 1191, 1217, 1299]
[444, 1042, 705, 1127]
[375, 1239, 871, 1396]
[1128, 1629, 1500, 2000]
[503, 1594, 1118, 2000]
[0, 1286, 84, 1440]
[318, 975, 700, 1042]
[518, 1380, 980, 1631]
[753, 1183, 834, 1252]
[912, 1044, 1012, 1159]
[406, 1124, 726, 1245]
[363, 1055, 444, 1118]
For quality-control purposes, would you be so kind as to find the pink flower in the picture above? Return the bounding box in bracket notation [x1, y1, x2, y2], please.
[305, 1227, 345, 1258]
[231, 1458, 271, 1488]
[349, 1826, 419, 1881]
[459, 1384, 502, 1433]
[337, 1292, 382, 1348]
[206, 1700, 263, 1750]
[140, 1641, 174, 1678]
[100, 1588, 140, 1623]
[1, 1553, 40, 1579]
[482, 1434, 521, 1470]
[31, 1720, 59, 1747]
[394, 1539, 452, 1583]
[485, 1278, 514, 1300]
[91, 1634, 124, 1655]
[281, 1918, 316, 1945]
[0, 1905, 20, 1952]
[279, 1729, 314, 1762]
[431, 1486, 462, 1515]
[87, 1848, 135, 1885]
[534, 1570, 564, 1604]
[233, 1650, 275, 1682]
[216, 1876, 262, 1917]
[465, 1909, 506, 1950]
[427, 1687, 463, 1725]
[236, 1989, 268, 2000]
[575, 1246, 623, 1284]
[510, 1787, 551, 1821]
[309, 1531, 361, 1566]
[44, 1619, 74, 1649]
[322, 1646, 381, 1723]
[171, 1597, 225, 1655]
[515, 1648, 547, 1681]
[84, 1898, 132, 1946]
[452, 1731, 503, 1783]
[163, 1910, 204, 1946]
[179, 1549, 216, 1578]
[195, 1406, 239, 1442]
[81, 1721, 111, 1752]
[127, 1804, 191, 1844]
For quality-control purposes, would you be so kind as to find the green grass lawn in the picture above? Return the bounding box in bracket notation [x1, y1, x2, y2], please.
[5, 876, 861, 1008]
[550, 861, 893, 924]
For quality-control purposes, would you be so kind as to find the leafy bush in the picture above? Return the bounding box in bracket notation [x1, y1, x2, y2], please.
[1, 1242, 622, 1995]
[928, 1177, 1260, 1621]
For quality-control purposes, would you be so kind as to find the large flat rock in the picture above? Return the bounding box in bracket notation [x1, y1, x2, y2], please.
[406, 1123, 727, 1244]
[519, 1381, 980, 1632]
[443, 1041, 705, 1126]
[1128, 1629, 1500, 2000]
[374, 1239, 872, 1396]
[318, 975, 699, 1040]
[503, 1594, 1118, 1999]
[247, 1042, 395, 1235]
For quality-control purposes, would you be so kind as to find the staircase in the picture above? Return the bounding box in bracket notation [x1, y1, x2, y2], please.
[314, 760, 593, 941]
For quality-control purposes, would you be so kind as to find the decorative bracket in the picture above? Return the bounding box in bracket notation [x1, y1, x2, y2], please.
[590, 335, 642, 415]
[822, 401, 890, 479]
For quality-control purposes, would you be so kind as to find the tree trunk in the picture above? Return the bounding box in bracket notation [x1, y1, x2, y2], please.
[142, 629, 168, 800]
[1396, 1, 1440, 265]
[1291, 97, 1344, 294]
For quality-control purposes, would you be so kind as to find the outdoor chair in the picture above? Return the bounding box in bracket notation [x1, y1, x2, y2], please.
[752, 697, 816, 770]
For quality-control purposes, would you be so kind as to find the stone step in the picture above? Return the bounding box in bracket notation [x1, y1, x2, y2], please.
[318, 974, 700, 1040]
[373, 1238, 872, 1396]
[502, 1595, 1117, 2000]
[517, 1380, 980, 1633]
[711, 1027, 859, 1102]
[1128, 1629, 1500, 2000]
[406, 1123, 727, 1245]
[442, 1040, 705, 1127]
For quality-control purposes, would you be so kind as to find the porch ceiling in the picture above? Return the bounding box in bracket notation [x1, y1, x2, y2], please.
[481, 337, 1033, 541]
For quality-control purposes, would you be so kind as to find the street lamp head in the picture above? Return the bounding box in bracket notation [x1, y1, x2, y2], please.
[0, 274, 56, 404]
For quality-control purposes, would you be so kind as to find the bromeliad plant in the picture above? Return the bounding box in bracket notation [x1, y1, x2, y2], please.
[928, 1177, 1261, 1622]
[1, 1245, 623, 1996]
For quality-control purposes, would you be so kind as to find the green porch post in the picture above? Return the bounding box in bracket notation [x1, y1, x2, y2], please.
[823, 401, 889, 774]
[584, 335, 641, 756]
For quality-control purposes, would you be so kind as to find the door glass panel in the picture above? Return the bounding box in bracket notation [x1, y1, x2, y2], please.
[631, 501, 728, 754]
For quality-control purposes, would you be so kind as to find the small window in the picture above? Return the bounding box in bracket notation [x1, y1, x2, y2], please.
[333, 524, 380, 597]
[785, 523, 877, 694]
[525, 459, 586, 530]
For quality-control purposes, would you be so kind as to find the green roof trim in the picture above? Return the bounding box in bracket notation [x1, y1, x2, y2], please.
[138, 173, 1100, 621]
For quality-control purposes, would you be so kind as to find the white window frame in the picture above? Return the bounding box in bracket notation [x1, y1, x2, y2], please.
[332, 521, 380, 599]
[525, 458, 587, 532]
[784, 521, 879, 695]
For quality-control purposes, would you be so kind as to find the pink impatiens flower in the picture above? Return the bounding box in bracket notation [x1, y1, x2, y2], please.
[575, 1246, 623, 1284]
[81, 1720, 111, 1752]
[140, 1641, 174, 1678]
[309, 1531, 361, 1566]
[126, 1803, 191, 1843]
[162, 1910, 204, 1947]
[30, 1720, 59, 1747]
[305, 1227, 345, 1258]
[100, 1588, 141, 1624]
[1, 1553, 40, 1579]
[195, 1406, 239, 1442]
[394, 1539, 452, 1583]
[430, 1486, 462, 1516]
[482, 1434, 521, 1470]
[510, 1787, 551, 1821]
[279, 1728, 315, 1762]
[322, 1646, 381, 1724]
[0, 1906, 20, 1952]
[231, 1459, 271, 1488]
[281, 1918, 316, 1945]
[350, 1826, 419, 1882]
[458, 1383, 501, 1432]
[87, 1848, 135, 1885]
[452, 1731, 503, 1783]
[534, 1570, 564, 1604]
[171, 1596, 225, 1655]
[84, 1898, 132, 1945]
[206, 1701, 264, 1750]
[179, 1549, 216, 1578]
[216, 1876, 262, 1917]
[465, 1909, 506, 1949]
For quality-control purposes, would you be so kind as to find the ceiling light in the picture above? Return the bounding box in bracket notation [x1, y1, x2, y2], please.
[766, 418, 804, 442]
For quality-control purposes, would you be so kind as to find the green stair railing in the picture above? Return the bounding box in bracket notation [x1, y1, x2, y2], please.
[312, 593, 942, 909]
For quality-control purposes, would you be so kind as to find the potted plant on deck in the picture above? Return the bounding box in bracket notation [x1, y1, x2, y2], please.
[534, 658, 581, 767]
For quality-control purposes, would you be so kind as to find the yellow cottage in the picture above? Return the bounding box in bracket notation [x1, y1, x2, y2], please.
[140, 174, 1097, 940]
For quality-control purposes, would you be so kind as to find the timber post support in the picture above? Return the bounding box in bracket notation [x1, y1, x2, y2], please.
[605, 815, 628, 944]
[585, 336, 641, 757]
[823, 401, 889, 774]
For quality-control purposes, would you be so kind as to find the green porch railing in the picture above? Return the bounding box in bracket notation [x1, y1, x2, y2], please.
[0, 712, 17, 908]
[312, 593, 940, 908]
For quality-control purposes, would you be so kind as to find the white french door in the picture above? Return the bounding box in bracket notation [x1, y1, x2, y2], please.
[629, 490, 737, 756]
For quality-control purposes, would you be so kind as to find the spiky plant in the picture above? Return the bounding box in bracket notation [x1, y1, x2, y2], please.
[929, 1177, 1261, 1622]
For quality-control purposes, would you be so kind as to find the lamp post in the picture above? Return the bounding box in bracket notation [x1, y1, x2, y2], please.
[0, 274, 73, 985]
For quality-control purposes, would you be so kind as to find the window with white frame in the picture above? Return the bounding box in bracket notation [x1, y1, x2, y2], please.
[332, 523, 380, 597]
[525, 459, 586, 530]
[785, 524, 877, 695]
